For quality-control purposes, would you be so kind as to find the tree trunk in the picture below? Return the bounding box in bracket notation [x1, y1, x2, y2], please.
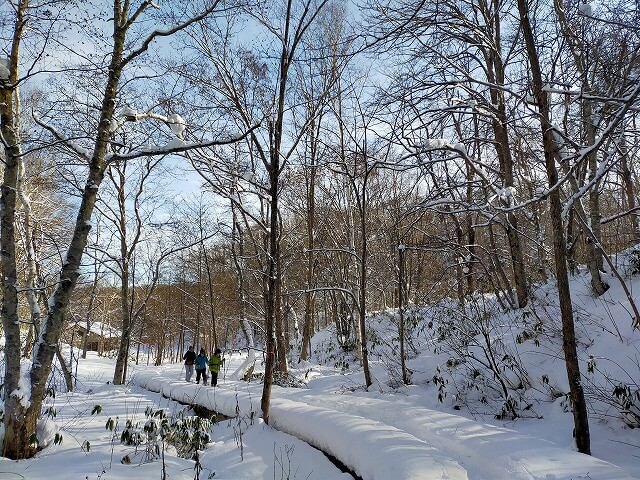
[202, 244, 218, 349]
[487, 223, 516, 309]
[81, 270, 99, 360]
[1, 69, 32, 460]
[1, 2, 36, 457]
[618, 131, 640, 240]
[553, 0, 607, 296]
[17, 154, 43, 358]
[517, 0, 590, 454]
[465, 141, 477, 294]
[357, 175, 373, 389]
[55, 345, 74, 393]
[398, 246, 409, 385]
[585, 98, 608, 295]
[452, 215, 466, 306]
[275, 252, 288, 373]
[231, 196, 251, 350]
[3, 13, 128, 459]
[113, 166, 131, 385]
[483, 0, 528, 307]
[300, 137, 317, 361]
[260, 148, 279, 424]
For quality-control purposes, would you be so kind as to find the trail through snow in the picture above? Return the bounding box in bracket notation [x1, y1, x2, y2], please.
[132, 356, 638, 480]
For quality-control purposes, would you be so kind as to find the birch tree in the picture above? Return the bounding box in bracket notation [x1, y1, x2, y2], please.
[1, 0, 232, 459]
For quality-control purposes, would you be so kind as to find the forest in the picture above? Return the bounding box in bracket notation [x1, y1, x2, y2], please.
[1, 0, 640, 471]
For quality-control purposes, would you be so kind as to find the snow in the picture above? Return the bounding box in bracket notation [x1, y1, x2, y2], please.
[129, 355, 638, 480]
[168, 113, 186, 136]
[121, 107, 138, 120]
[534, 186, 547, 197]
[2, 345, 639, 480]
[452, 142, 467, 155]
[2, 266, 640, 479]
[426, 138, 449, 149]
[11, 359, 33, 409]
[231, 318, 257, 381]
[164, 138, 186, 149]
[0, 57, 10, 80]
[492, 186, 517, 205]
[0, 354, 349, 480]
[578, 3, 593, 16]
[36, 417, 59, 450]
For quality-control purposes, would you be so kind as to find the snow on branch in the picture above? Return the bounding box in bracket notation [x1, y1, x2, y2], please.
[107, 123, 259, 163]
[409, 135, 586, 220]
[114, 109, 187, 137]
[34, 106, 258, 166]
[412, 137, 500, 197]
[555, 79, 640, 218]
[32, 112, 92, 161]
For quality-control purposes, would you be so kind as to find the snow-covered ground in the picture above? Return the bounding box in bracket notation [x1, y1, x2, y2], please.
[133, 356, 640, 480]
[2, 262, 640, 479]
[0, 354, 352, 480]
[1, 349, 638, 479]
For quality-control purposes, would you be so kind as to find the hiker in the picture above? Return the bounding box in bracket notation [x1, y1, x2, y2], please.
[183, 345, 196, 382]
[194, 348, 209, 384]
[207, 348, 225, 386]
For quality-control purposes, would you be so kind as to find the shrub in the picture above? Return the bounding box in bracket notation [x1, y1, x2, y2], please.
[118, 406, 213, 463]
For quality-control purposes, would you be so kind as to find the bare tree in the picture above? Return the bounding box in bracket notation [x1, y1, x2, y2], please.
[181, 0, 335, 422]
[365, 0, 531, 307]
[289, 1, 352, 361]
[1, 1, 227, 459]
[516, 0, 591, 454]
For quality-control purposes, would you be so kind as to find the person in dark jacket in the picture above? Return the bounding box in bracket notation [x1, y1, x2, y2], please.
[183, 345, 196, 382]
[194, 348, 208, 384]
[207, 348, 225, 386]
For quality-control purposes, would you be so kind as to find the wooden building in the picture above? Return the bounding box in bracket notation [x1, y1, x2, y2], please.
[68, 321, 121, 353]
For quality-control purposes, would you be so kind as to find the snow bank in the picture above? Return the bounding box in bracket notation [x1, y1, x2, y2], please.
[133, 366, 640, 480]
[270, 398, 468, 480]
[132, 372, 260, 418]
[283, 392, 638, 480]
[132, 372, 467, 479]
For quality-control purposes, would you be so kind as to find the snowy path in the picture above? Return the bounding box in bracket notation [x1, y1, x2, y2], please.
[132, 365, 638, 480]
[133, 371, 467, 479]
[276, 390, 638, 480]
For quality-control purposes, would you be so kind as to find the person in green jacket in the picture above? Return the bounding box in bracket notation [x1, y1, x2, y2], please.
[207, 348, 225, 386]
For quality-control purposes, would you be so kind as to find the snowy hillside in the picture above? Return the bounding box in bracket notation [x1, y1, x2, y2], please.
[1, 261, 640, 479]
